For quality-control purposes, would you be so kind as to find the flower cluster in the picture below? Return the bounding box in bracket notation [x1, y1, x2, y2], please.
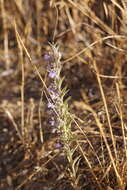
[44, 45, 80, 188]
[44, 44, 72, 148]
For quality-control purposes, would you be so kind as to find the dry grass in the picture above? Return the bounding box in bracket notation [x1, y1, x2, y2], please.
[1, 0, 127, 190]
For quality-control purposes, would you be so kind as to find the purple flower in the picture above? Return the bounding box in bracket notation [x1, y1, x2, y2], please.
[48, 116, 60, 127]
[47, 101, 55, 109]
[48, 70, 56, 79]
[54, 142, 62, 149]
[49, 119, 56, 126]
[48, 88, 58, 100]
[44, 54, 51, 60]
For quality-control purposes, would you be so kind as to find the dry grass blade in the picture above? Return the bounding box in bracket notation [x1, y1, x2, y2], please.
[0, 0, 10, 69]
[93, 61, 117, 160]
[62, 35, 126, 64]
[15, 24, 25, 138]
[115, 82, 127, 158]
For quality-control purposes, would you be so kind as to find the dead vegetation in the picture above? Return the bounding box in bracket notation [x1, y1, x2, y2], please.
[1, 0, 127, 190]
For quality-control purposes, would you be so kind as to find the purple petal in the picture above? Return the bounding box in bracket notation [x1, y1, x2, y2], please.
[48, 71, 56, 78]
[44, 55, 51, 60]
[48, 116, 57, 126]
[54, 143, 62, 149]
[49, 120, 56, 126]
[48, 88, 58, 100]
[47, 102, 55, 109]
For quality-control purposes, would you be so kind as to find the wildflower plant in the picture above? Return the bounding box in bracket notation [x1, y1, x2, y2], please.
[44, 44, 72, 144]
[44, 44, 80, 188]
